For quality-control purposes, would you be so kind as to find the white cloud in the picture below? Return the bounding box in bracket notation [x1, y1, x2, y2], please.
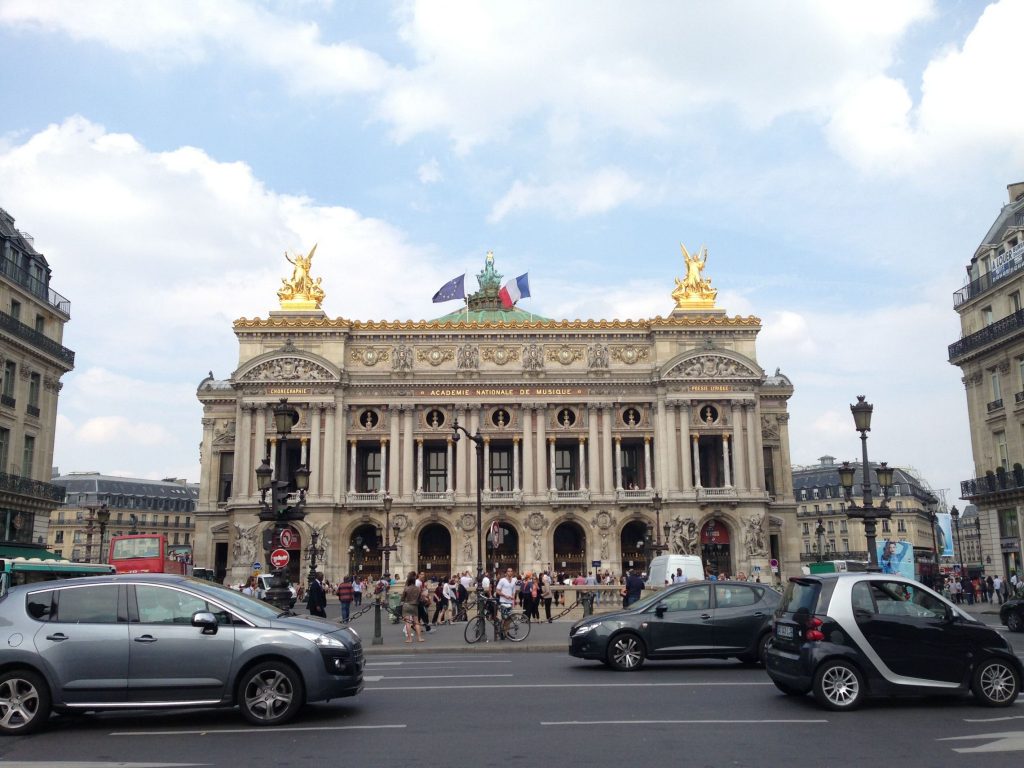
[417, 158, 442, 184]
[827, 0, 1024, 172]
[489, 167, 646, 221]
[0, 116, 459, 480]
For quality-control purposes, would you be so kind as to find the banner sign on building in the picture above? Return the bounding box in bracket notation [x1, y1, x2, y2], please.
[936, 512, 954, 558]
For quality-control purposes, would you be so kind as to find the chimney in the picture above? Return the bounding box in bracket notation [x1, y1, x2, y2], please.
[1009, 181, 1024, 202]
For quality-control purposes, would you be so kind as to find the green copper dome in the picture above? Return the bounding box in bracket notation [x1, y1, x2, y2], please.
[431, 252, 551, 324]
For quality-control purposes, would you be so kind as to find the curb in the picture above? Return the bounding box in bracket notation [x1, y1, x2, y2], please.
[364, 642, 566, 655]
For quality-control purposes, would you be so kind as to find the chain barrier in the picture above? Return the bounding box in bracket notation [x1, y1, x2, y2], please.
[337, 591, 587, 627]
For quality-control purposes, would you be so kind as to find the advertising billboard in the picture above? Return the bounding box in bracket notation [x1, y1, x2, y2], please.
[878, 538, 914, 579]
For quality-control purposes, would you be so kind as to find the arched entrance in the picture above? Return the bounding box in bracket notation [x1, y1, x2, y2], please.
[417, 523, 452, 581]
[488, 522, 519, 576]
[349, 524, 381, 577]
[620, 520, 649, 574]
[700, 519, 731, 576]
[553, 521, 586, 578]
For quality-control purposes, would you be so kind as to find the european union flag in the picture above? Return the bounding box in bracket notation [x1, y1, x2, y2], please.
[432, 274, 465, 303]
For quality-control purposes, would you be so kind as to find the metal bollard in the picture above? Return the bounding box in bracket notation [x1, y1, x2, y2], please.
[372, 595, 383, 646]
[581, 591, 594, 618]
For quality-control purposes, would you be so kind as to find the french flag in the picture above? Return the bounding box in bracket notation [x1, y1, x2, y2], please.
[498, 273, 530, 309]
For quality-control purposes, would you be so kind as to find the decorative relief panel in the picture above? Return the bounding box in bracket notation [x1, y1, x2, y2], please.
[611, 345, 649, 365]
[523, 344, 545, 371]
[668, 354, 758, 379]
[392, 345, 413, 371]
[546, 345, 584, 365]
[418, 347, 455, 367]
[587, 344, 610, 369]
[242, 357, 335, 382]
[481, 346, 519, 366]
[350, 347, 390, 367]
[761, 414, 780, 439]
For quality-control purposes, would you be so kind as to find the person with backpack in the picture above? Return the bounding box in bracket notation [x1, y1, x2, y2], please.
[519, 571, 537, 618]
[456, 576, 470, 620]
[336, 575, 354, 622]
[431, 577, 450, 625]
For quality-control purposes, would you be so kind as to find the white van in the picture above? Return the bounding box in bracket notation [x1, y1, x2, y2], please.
[256, 574, 297, 607]
[646, 554, 704, 587]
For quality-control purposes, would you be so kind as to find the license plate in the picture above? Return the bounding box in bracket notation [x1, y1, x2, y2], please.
[775, 624, 794, 639]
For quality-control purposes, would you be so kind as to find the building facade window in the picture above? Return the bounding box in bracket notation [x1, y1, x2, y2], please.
[992, 371, 1003, 401]
[2, 360, 15, 400]
[21, 434, 34, 477]
[488, 446, 512, 492]
[217, 452, 233, 502]
[996, 431, 1009, 471]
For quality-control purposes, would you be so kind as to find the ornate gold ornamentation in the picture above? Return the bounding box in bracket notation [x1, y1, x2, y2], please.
[672, 354, 757, 379]
[242, 357, 334, 382]
[416, 347, 454, 367]
[611, 345, 649, 365]
[481, 346, 519, 366]
[277, 245, 326, 310]
[546, 345, 583, 365]
[672, 243, 718, 310]
[234, 316, 762, 330]
[351, 348, 390, 367]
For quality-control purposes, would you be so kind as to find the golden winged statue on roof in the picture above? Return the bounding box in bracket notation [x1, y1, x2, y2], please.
[672, 243, 718, 310]
[277, 244, 325, 310]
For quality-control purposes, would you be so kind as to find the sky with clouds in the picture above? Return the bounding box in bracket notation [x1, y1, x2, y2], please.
[1, 0, 1022, 507]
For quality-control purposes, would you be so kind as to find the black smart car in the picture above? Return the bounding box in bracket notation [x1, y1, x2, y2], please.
[766, 573, 1021, 710]
[569, 580, 779, 671]
[999, 596, 1024, 632]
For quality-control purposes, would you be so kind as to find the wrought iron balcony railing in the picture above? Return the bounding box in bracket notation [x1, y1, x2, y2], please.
[0, 471, 66, 503]
[988, 398, 1004, 413]
[0, 311, 75, 367]
[949, 308, 1024, 361]
[0, 257, 71, 315]
[961, 470, 1024, 500]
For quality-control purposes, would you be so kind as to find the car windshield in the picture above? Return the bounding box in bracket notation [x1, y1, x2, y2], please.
[631, 585, 687, 612]
[182, 577, 281, 620]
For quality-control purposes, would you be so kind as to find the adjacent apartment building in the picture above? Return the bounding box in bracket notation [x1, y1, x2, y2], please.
[0, 208, 74, 547]
[950, 181, 1024, 579]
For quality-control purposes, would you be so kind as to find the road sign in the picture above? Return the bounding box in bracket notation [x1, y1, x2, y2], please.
[753, 565, 761, 572]
[769, 558, 779, 568]
[279, 528, 295, 548]
[251, 562, 262, 571]
[270, 548, 290, 568]
[592, 560, 601, 568]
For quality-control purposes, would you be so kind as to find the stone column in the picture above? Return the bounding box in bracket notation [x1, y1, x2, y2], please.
[416, 438, 424, 492]
[522, 405, 534, 495]
[513, 437, 521, 492]
[201, 417, 216, 504]
[578, 437, 587, 491]
[615, 436, 623, 490]
[389, 407, 401, 494]
[455, 406, 467, 497]
[587, 406, 599, 495]
[446, 437, 454, 493]
[483, 437, 491, 492]
[300, 436, 308, 467]
[680, 404, 692, 491]
[253, 404, 267, 469]
[237, 404, 253, 498]
[348, 439, 357, 494]
[548, 437, 556, 491]
[308, 406, 321, 496]
[602, 405, 614, 494]
[380, 438, 389, 493]
[323, 404, 336, 500]
[536, 406, 547, 491]
[723, 434, 732, 487]
[692, 434, 702, 489]
[654, 393, 668, 492]
[270, 438, 278, 473]
[778, 412, 793, 498]
[746, 404, 761, 493]
[731, 402, 747, 491]
[469, 409, 480, 496]
[643, 436, 653, 489]
[666, 403, 678, 493]
[402, 406, 415, 498]
[335, 405, 347, 503]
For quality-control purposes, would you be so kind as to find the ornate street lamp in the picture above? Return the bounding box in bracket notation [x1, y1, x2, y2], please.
[372, 492, 401, 646]
[451, 417, 484, 585]
[643, 493, 670, 555]
[837, 396, 894, 572]
[927, 504, 943, 590]
[255, 398, 312, 610]
[974, 515, 984, 573]
[815, 517, 826, 563]
[307, 528, 327, 581]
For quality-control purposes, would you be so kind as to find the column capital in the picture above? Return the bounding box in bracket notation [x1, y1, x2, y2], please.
[300, 436, 309, 444]
[578, 436, 586, 444]
[548, 436, 556, 444]
[644, 435, 651, 444]
[202, 417, 215, 427]
[416, 437, 424, 445]
[778, 412, 790, 424]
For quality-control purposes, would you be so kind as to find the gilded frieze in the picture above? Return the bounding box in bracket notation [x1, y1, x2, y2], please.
[417, 347, 455, 367]
[350, 348, 390, 367]
[546, 345, 584, 365]
[611, 345, 650, 365]
[242, 357, 334, 382]
[481, 346, 519, 366]
[668, 354, 758, 379]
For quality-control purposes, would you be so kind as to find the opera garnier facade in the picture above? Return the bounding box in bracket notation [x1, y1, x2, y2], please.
[194, 246, 796, 586]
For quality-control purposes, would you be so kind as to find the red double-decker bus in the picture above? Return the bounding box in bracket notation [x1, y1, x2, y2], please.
[108, 534, 191, 575]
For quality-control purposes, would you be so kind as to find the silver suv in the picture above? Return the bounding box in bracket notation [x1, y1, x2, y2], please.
[0, 573, 363, 734]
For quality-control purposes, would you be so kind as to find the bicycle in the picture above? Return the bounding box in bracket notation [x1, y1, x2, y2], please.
[464, 597, 530, 643]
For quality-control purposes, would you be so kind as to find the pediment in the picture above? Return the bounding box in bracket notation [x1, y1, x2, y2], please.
[236, 352, 339, 384]
[662, 352, 763, 381]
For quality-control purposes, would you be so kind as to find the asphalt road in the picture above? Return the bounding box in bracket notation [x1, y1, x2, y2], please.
[1, 612, 1022, 768]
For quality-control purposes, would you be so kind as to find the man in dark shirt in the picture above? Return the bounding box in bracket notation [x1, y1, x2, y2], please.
[624, 569, 645, 607]
[307, 571, 328, 617]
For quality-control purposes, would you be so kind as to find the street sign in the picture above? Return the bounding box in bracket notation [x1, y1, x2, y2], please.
[279, 528, 295, 548]
[251, 562, 262, 571]
[769, 558, 779, 569]
[753, 565, 761, 572]
[270, 548, 290, 568]
[592, 560, 601, 568]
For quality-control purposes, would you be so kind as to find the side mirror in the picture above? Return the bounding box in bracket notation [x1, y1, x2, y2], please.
[655, 603, 667, 618]
[192, 610, 219, 634]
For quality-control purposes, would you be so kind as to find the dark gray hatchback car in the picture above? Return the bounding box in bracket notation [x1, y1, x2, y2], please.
[0, 573, 363, 734]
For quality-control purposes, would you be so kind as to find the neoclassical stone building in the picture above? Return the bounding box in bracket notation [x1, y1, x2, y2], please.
[194, 247, 797, 586]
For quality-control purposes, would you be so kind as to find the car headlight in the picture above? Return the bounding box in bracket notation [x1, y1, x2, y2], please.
[573, 623, 599, 636]
[289, 630, 347, 648]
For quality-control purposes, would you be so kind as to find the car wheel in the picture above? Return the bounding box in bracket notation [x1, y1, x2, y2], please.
[773, 680, 804, 696]
[238, 662, 305, 726]
[0, 669, 51, 736]
[607, 633, 645, 671]
[972, 658, 1020, 707]
[739, 633, 771, 666]
[1006, 611, 1023, 633]
[812, 660, 864, 711]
